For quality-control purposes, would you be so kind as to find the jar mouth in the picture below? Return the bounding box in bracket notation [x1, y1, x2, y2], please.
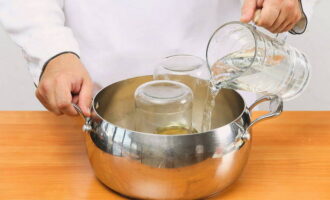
[161, 54, 206, 72]
[206, 21, 258, 86]
[135, 80, 193, 102]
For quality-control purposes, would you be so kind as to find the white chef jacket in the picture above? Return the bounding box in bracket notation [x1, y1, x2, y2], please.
[0, 0, 317, 105]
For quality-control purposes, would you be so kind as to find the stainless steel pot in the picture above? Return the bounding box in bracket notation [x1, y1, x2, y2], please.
[74, 76, 282, 200]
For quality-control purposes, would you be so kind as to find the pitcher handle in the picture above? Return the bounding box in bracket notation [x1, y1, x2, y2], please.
[72, 103, 93, 132]
[247, 95, 283, 130]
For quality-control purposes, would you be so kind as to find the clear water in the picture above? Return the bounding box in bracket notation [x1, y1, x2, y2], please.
[211, 47, 309, 100]
[201, 84, 219, 132]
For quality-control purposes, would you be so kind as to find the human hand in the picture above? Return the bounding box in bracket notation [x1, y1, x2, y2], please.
[36, 53, 93, 117]
[240, 0, 303, 33]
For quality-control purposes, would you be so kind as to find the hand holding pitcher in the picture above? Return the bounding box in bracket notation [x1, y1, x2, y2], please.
[206, 21, 310, 100]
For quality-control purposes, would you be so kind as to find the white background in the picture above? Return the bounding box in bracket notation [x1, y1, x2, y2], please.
[0, 0, 329, 111]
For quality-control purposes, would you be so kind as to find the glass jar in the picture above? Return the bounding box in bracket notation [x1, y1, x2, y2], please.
[153, 54, 211, 131]
[134, 80, 193, 135]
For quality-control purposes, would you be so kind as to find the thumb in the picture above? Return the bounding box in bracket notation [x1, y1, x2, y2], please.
[257, 0, 264, 8]
[78, 79, 93, 117]
[240, 0, 257, 23]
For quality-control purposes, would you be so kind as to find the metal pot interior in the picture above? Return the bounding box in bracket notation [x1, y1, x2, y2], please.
[92, 76, 246, 133]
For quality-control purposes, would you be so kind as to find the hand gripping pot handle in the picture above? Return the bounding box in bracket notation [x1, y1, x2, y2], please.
[72, 103, 93, 132]
[247, 95, 283, 130]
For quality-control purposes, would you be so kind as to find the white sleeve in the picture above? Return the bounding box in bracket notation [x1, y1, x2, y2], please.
[301, 0, 319, 19]
[290, 0, 319, 34]
[0, 0, 80, 85]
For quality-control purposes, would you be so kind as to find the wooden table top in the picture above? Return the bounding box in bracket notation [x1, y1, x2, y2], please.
[0, 111, 329, 200]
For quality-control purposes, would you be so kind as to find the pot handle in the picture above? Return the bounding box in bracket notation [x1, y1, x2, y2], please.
[72, 103, 87, 120]
[247, 95, 283, 130]
[72, 103, 93, 132]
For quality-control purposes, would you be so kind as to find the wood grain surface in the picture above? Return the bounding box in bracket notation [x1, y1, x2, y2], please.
[0, 111, 329, 200]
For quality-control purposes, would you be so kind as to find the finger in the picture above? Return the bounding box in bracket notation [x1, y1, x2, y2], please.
[35, 90, 52, 111]
[282, 10, 302, 33]
[72, 95, 79, 104]
[279, 1, 302, 31]
[240, 0, 257, 23]
[36, 89, 62, 115]
[78, 79, 93, 117]
[269, 10, 287, 33]
[46, 93, 63, 115]
[282, 23, 295, 33]
[257, 0, 264, 8]
[274, 21, 290, 33]
[55, 79, 78, 116]
[38, 82, 62, 115]
[258, 5, 280, 29]
[253, 9, 261, 24]
[274, 18, 293, 33]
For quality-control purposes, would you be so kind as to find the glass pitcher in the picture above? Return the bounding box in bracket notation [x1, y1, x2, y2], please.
[206, 21, 311, 100]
